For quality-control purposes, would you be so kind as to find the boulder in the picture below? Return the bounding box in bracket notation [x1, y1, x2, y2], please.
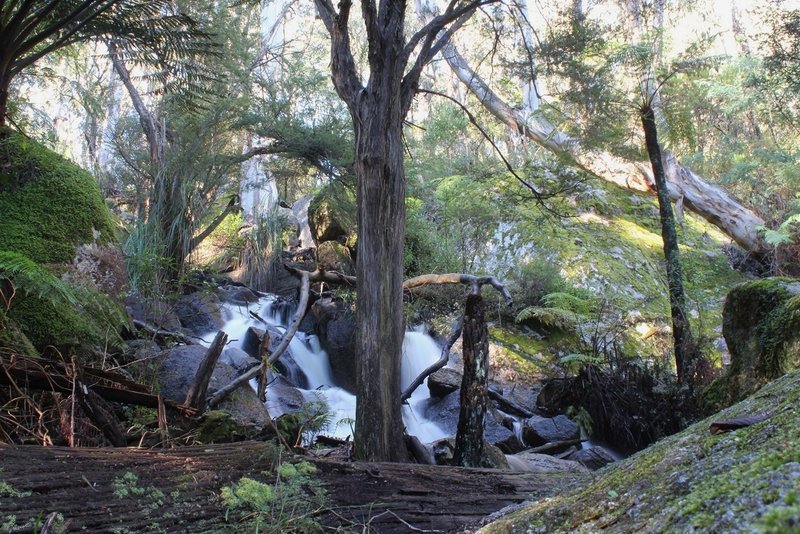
[194, 410, 269, 444]
[174, 291, 226, 336]
[316, 240, 355, 275]
[566, 446, 617, 470]
[124, 297, 182, 332]
[307, 185, 356, 245]
[216, 285, 260, 305]
[220, 347, 260, 375]
[522, 414, 580, 446]
[240, 326, 310, 389]
[312, 298, 356, 392]
[705, 278, 800, 411]
[428, 367, 461, 398]
[155, 345, 270, 427]
[510, 452, 589, 474]
[265, 375, 307, 419]
[425, 391, 522, 452]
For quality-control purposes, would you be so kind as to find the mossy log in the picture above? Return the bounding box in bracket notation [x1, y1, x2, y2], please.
[0, 442, 586, 533]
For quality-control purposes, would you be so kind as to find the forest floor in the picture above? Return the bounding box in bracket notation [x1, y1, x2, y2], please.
[0, 441, 588, 533]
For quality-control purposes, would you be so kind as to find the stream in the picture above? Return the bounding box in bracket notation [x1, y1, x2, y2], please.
[201, 292, 449, 444]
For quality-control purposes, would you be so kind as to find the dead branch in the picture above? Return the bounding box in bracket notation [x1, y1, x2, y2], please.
[400, 316, 463, 402]
[184, 331, 228, 410]
[403, 273, 513, 306]
[132, 319, 196, 346]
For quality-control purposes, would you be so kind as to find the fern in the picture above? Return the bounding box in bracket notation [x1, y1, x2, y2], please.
[0, 251, 78, 306]
[541, 292, 595, 315]
[515, 306, 578, 331]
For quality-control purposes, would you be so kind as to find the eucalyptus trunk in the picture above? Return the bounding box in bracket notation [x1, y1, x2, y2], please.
[640, 105, 694, 384]
[352, 95, 408, 462]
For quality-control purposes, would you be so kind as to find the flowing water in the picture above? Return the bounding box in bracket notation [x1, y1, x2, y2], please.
[205, 294, 448, 444]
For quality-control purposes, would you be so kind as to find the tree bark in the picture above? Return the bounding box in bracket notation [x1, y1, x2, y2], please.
[454, 293, 490, 467]
[641, 105, 694, 384]
[0, 80, 8, 128]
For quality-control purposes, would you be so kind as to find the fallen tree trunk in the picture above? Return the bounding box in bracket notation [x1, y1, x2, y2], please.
[415, 0, 768, 254]
[0, 442, 587, 533]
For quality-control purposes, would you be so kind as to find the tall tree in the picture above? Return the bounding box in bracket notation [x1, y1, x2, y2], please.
[314, 0, 492, 461]
[0, 1, 213, 128]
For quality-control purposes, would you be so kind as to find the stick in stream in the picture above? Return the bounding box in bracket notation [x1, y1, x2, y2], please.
[184, 331, 228, 410]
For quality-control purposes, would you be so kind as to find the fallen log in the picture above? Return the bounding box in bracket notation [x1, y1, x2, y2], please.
[0, 442, 588, 533]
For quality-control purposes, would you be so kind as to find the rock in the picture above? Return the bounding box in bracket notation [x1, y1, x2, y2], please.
[265, 375, 307, 419]
[124, 297, 182, 332]
[216, 285, 260, 305]
[483, 443, 510, 469]
[424, 391, 522, 452]
[428, 367, 461, 397]
[307, 185, 356, 245]
[174, 291, 226, 336]
[522, 414, 580, 446]
[220, 347, 260, 375]
[312, 298, 356, 392]
[510, 452, 589, 474]
[316, 240, 355, 275]
[705, 278, 800, 411]
[567, 447, 617, 470]
[155, 345, 270, 427]
[241, 325, 310, 388]
[194, 410, 268, 444]
[432, 438, 455, 464]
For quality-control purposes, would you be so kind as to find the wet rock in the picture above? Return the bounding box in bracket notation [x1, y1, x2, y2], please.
[428, 367, 461, 398]
[430, 437, 510, 469]
[156, 345, 269, 427]
[566, 446, 617, 470]
[216, 285, 260, 305]
[312, 298, 356, 393]
[265, 375, 307, 419]
[241, 326, 310, 388]
[124, 297, 182, 332]
[511, 452, 589, 474]
[220, 347, 259, 375]
[174, 292, 226, 337]
[425, 391, 522, 452]
[195, 410, 268, 444]
[522, 414, 580, 446]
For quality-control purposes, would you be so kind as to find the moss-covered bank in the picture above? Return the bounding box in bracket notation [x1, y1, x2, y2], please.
[480, 369, 800, 533]
[0, 130, 124, 353]
[704, 278, 800, 411]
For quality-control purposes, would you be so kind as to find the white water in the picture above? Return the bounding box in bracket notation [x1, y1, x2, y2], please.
[208, 294, 447, 444]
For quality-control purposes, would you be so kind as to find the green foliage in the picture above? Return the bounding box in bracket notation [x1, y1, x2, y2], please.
[0, 131, 115, 264]
[508, 257, 568, 310]
[221, 461, 325, 533]
[238, 209, 286, 292]
[0, 251, 128, 352]
[516, 305, 579, 331]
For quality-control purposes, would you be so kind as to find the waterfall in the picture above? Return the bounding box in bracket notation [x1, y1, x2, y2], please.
[207, 293, 447, 443]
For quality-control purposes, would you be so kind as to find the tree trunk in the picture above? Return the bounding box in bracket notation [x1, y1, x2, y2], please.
[0, 80, 8, 128]
[352, 98, 408, 462]
[454, 293, 489, 467]
[640, 105, 694, 384]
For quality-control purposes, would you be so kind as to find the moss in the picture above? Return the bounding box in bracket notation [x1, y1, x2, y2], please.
[0, 130, 115, 264]
[705, 278, 800, 411]
[480, 370, 800, 533]
[308, 182, 357, 246]
[488, 327, 553, 382]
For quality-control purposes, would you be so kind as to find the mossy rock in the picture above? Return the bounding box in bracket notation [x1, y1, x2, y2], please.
[0, 130, 115, 263]
[315, 240, 354, 275]
[704, 278, 800, 411]
[0, 132, 125, 354]
[480, 369, 800, 533]
[307, 183, 356, 246]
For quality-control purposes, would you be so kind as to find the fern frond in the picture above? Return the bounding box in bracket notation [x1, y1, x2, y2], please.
[541, 292, 595, 315]
[515, 306, 578, 330]
[0, 251, 78, 306]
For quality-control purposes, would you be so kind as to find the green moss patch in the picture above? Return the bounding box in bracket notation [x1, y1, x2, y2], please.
[0, 130, 115, 264]
[481, 370, 800, 533]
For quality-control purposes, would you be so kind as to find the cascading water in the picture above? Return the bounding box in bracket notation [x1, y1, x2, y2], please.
[206, 293, 448, 444]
